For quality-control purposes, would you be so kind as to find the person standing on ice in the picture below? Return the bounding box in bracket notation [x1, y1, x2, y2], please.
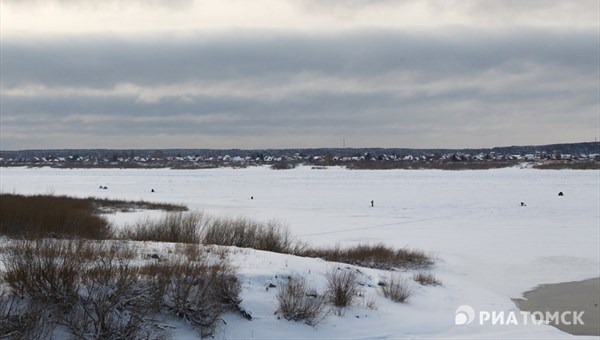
[371, 200, 374, 207]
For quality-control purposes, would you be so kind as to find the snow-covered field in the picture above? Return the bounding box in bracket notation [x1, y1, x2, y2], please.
[1, 166, 598, 338]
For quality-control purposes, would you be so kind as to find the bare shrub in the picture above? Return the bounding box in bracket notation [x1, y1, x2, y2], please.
[381, 274, 412, 303]
[326, 268, 363, 308]
[61, 255, 156, 339]
[140, 255, 241, 337]
[276, 276, 328, 326]
[301, 243, 433, 270]
[1, 239, 240, 338]
[121, 211, 206, 244]
[0, 293, 52, 339]
[1, 239, 159, 339]
[413, 272, 442, 286]
[2, 239, 86, 306]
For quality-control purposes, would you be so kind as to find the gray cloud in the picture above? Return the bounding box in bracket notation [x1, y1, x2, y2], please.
[1, 28, 598, 149]
[2, 29, 595, 88]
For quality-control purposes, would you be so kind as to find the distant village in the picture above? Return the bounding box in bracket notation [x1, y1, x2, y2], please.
[1, 142, 598, 169]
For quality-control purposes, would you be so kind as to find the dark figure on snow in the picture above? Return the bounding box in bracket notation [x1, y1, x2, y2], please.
[251, 196, 254, 200]
[151, 189, 155, 193]
[371, 200, 374, 207]
[520, 202, 526, 206]
[558, 192, 564, 196]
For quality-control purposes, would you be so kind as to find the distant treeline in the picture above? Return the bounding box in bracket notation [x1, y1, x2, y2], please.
[1, 142, 598, 159]
[0, 142, 598, 170]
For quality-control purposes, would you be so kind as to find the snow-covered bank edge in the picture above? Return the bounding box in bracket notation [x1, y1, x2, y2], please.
[1, 237, 591, 339]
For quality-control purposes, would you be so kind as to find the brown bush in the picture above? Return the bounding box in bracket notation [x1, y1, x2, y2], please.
[0, 239, 241, 339]
[2, 239, 87, 306]
[0, 293, 53, 339]
[61, 254, 155, 339]
[326, 268, 363, 308]
[139, 255, 241, 337]
[0, 239, 159, 338]
[276, 276, 328, 326]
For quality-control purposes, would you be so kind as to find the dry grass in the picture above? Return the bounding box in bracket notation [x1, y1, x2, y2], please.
[276, 276, 328, 326]
[201, 217, 298, 253]
[88, 197, 187, 213]
[0, 194, 112, 239]
[175, 243, 207, 262]
[413, 272, 442, 286]
[121, 213, 302, 254]
[119, 211, 206, 244]
[381, 274, 412, 303]
[0, 193, 186, 239]
[301, 243, 433, 270]
[122, 214, 433, 271]
[325, 268, 363, 308]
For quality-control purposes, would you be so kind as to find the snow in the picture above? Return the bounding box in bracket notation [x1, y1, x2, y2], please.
[0, 166, 598, 338]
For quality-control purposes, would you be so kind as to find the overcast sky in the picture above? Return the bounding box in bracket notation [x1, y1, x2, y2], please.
[1, 0, 598, 150]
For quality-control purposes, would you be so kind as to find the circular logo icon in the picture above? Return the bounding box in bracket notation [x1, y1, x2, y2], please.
[455, 305, 475, 325]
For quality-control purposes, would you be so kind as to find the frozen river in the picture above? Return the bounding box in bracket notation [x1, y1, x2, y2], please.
[1, 166, 598, 334]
